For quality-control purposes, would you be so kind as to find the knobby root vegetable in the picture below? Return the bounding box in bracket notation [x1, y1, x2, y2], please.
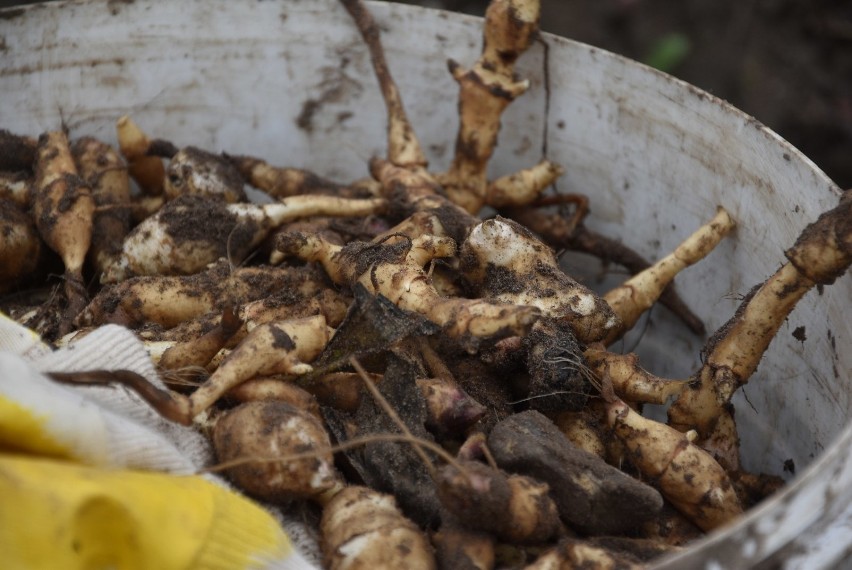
[668, 193, 851, 470]
[484, 161, 564, 209]
[226, 153, 377, 199]
[70, 136, 133, 276]
[164, 146, 247, 203]
[13, 0, 851, 563]
[437, 0, 555, 214]
[602, 206, 735, 345]
[81, 261, 319, 328]
[320, 485, 437, 570]
[116, 115, 166, 195]
[102, 192, 386, 281]
[339, 0, 426, 169]
[0, 198, 42, 294]
[503, 196, 706, 335]
[606, 398, 743, 532]
[583, 344, 687, 405]
[145, 279, 349, 347]
[65, 315, 334, 426]
[183, 314, 334, 423]
[277, 229, 540, 343]
[460, 216, 619, 344]
[367, 157, 477, 244]
[32, 131, 95, 331]
[340, 0, 547, 247]
[157, 306, 243, 370]
[212, 400, 343, 502]
[436, 460, 562, 544]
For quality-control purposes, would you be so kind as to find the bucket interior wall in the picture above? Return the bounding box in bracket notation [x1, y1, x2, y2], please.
[2, 0, 850, 566]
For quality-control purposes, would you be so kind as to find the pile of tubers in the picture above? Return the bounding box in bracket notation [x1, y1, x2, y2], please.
[2, 0, 851, 568]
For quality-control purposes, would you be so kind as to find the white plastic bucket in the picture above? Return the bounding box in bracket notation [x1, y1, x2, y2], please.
[1, 1, 849, 567]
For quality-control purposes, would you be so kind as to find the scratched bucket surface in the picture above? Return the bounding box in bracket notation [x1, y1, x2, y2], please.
[1, 0, 850, 567]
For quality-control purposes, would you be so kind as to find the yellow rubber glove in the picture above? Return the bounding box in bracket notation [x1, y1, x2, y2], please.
[0, 454, 296, 570]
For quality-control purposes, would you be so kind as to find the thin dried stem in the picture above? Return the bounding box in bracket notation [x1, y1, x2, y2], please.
[339, 0, 426, 168]
[201, 431, 465, 477]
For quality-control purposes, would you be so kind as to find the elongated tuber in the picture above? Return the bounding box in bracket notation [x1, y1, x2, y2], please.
[583, 344, 687, 405]
[602, 207, 735, 345]
[157, 306, 242, 370]
[103, 192, 386, 281]
[607, 398, 743, 531]
[116, 115, 166, 195]
[438, 0, 548, 213]
[186, 314, 333, 422]
[277, 229, 540, 343]
[81, 261, 319, 328]
[32, 131, 95, 330]
[669, 194, 851, 469]
[71, 136, 133, 276]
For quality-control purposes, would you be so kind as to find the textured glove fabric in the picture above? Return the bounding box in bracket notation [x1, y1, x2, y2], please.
[0, 313, 319, 570]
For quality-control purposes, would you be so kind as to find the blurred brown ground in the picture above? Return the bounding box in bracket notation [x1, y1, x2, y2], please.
[400, 0, 852, 190]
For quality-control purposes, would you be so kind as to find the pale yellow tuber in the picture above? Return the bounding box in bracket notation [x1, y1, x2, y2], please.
[602, 207, 735, 345]
[606, 398, 743, 532]
[32, 131, 95, 330]
[321, 485, 436, 570]
[460, 216, 619, 344]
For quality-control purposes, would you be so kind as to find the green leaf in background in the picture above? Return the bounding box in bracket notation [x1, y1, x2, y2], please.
[644, 32, 691, 73]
